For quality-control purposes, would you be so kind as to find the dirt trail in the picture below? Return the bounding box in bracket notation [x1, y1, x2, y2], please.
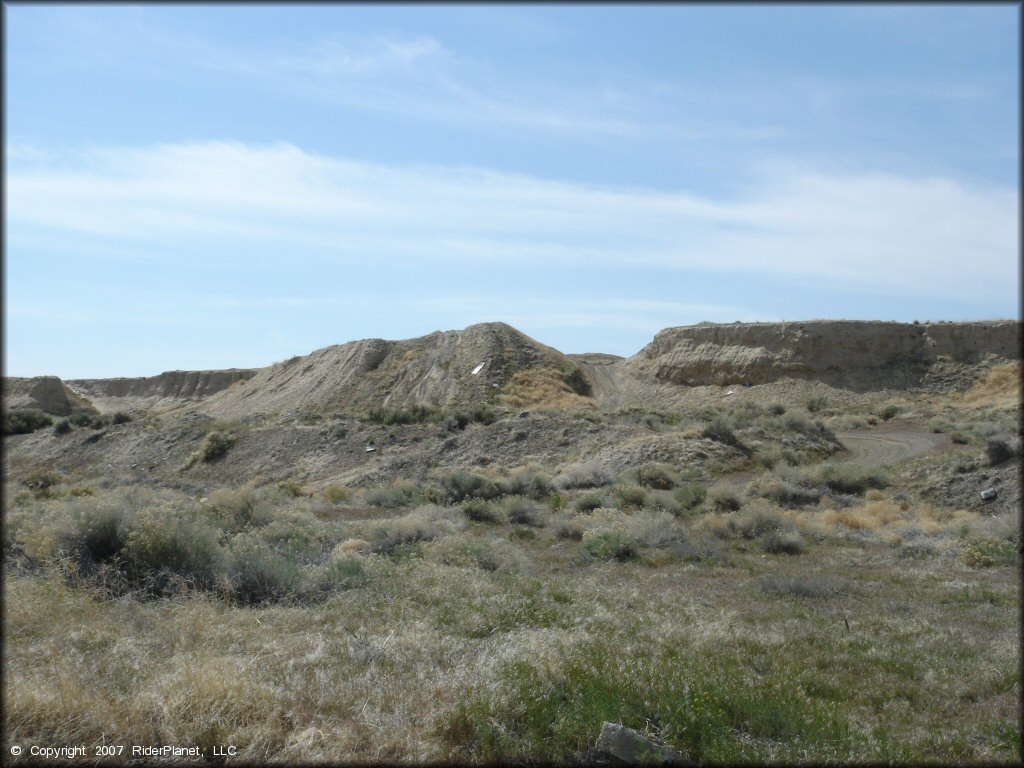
[833, 426, 946, 466]
[716, 424, 946, 493]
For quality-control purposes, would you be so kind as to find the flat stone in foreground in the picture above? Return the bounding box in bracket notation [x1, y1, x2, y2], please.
[596, 722, 693, 765]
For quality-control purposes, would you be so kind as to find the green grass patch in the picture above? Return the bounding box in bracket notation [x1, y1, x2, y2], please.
[443, 639, 852, 763]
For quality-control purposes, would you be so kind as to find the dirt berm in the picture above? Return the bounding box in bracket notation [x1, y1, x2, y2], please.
[625, 320, 1019, 391]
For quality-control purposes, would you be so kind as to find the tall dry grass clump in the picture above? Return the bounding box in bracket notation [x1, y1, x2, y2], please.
[954, 362, 1022, 409]
[499, 367, 595, 410]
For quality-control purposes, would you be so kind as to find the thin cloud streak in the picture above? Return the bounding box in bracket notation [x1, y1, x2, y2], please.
[7, 141, 1018, 305]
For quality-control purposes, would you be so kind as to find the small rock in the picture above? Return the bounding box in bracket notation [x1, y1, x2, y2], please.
[980, 488, 997, 500]
[596, 722, 691, 766]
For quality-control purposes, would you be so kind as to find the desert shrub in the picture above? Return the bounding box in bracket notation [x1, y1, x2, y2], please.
[371, 511, 440, 553]
[68, 412, 132, 429]
[716, 506, 786, 540]
[634, 463, 678, 490]
[643, 490, 684, 516]
[300, 555, 370, 597]
[73, 499, 135, 564]
[962, 538, 1019, 569]
[501, 496, 545, 527]
[814, 463, 888, 495]
[322, 485, 351, 503]
[9, 506, 77, 562]
[332, 538, 372, 557]
[548, 492, 566, 512]
[748, 468, 820, 508]
[828, 414, 872, 431]
[984, 436, 1019, 466]
[426, 536, 522, 573]
[226, 533, 302, 604]
[440, 471, 508, 502]
[365, 405, 438, 425]
[68, 486, 95, 497]
[574, 492, 605, 514]
[461, 498, 504, 524]
[728, 401, 764, 428]
[53, 419, 72, 436]
[768, 402, 786, 416]
[298, 410, 324, 425]
[3, 408, 53, 436]
[124, 510, 224, 589]
[708, 487, 743, 512]
[703, 416, 740, 447]
[440, 412, 470, 432]
[258, 513, 330, 563]
[365, 482, 420, 508]
[23, 469, 64, 492]
[673, 482, 707, 511]
[806, 396, 828, 413]
[471, 406, 497, 425]
[970, 421, 1001, 438]
[876, 403, 901, 421]
[760, 528, 805, 555]
[198, 431, 235, 463]
[70, 411, 95, 427]
[641, 412, 664, 431]
[552, 515, 584, 540]
[441, 406, 497, 431]
[612, 484, 647, 511]
[583, 528, 639, 562]
[626, 510, 681, 549]
[782, 412, 813, 434]
[509, 526, 537, 541]
[206, 485, 276, 532]
[506, 470, 553, 500]
[929, 417, 953, 434]
[950, 431, 971, 445]
[277, 479, 308, 497]
[554, 459, 613, 490]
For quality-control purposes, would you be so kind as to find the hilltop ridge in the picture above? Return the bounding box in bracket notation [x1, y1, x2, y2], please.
[4, 319, 1019, 418]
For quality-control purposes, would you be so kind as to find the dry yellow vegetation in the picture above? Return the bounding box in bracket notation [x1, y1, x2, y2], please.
[499, 367, 596, 410]
[952, 362, 1021, 409]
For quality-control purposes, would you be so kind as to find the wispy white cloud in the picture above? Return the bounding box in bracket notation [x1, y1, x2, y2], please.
[7, 141, 1018, 306]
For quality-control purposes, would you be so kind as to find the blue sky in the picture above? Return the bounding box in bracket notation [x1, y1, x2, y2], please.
[5, 4, 1019, 378]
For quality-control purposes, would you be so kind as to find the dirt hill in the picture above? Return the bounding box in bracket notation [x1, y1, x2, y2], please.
[195, 322, 590, 419]
[5, 320, 1019, 420]
[625, 320, 1020, 391]
[4, 376, 99, 416]
[65, 369, 258, 414]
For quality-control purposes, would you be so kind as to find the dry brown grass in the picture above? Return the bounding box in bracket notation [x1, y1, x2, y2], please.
[499, 367, 596, 410]
[823, 499, 907, 529]
[952, 362, 1022, 410]
[820, 497, 976, 533]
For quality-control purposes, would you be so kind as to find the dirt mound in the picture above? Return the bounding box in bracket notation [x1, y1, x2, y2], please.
[65, 369, 257, 414]
[198, 322, 591, 419]
[625, 320, 1020, 391]
[4, 376, 98, 416]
